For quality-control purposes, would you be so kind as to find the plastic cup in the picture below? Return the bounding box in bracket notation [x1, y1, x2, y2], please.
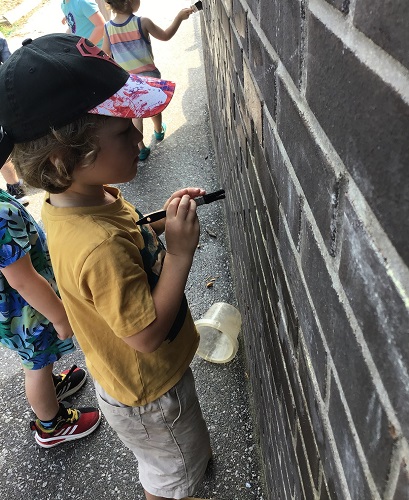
[195, 303, 242, 363]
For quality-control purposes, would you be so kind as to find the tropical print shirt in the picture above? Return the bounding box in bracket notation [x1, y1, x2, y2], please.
[0, 190, 57, 353]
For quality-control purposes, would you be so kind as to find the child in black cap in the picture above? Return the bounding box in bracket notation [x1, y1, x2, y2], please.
[0, 34, 211, 500]
[0, 37, 101, 449]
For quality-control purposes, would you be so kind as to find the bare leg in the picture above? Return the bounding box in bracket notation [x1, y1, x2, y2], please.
[1, 160, 19, 185]
[133, 117, 146, 151]
[152, 113, 162, 135]
[24, 364, 59, 421]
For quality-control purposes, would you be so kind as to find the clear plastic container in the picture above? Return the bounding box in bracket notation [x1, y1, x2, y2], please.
[195, 303, 242, 363]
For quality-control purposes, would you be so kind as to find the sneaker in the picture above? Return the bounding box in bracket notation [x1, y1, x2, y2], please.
[31, 406, 101, 448]
[154, 122, 166, 141]
[54, 365, 87, 401]
[138, 146, 151, 161]
[6, 179, 29, 206]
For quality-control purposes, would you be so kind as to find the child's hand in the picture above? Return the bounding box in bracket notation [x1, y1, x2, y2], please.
[177, 7, 194, 21]
[142, 9, 194, 41]
[165, 194, 200, 259]
[163, 187, 205, 211]
[149, 188, 205, 235]
[54, 318, 75, 340]
[151, 187, 206, 235]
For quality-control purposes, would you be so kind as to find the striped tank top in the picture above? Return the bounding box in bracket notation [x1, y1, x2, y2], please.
[104, 15, 157, 74]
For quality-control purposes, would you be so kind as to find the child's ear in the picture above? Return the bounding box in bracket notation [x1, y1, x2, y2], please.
[49, 154, 68, 170]
[49, 154, 59, 167]
[49, 154, 68, 174]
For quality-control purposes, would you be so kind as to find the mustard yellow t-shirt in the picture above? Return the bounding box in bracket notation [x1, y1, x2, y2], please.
[41, 186, 199, 406]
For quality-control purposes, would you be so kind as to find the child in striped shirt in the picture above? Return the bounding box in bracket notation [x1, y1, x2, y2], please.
[102, 0, 193, 160]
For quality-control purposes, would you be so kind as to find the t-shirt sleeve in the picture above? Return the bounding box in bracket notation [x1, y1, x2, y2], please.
[81, 0, 100, 19]
[78, 235, 156, 338]
[0, 202, 30, 268]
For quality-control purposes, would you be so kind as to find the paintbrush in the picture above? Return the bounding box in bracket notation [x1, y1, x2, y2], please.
[192, 1, 203, 12]
[136, 189, 225, 225]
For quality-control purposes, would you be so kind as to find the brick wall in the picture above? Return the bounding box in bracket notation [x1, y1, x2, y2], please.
[201, 0, 409, 498]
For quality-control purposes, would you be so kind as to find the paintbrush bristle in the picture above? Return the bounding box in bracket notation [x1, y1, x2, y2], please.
[192, 1, 203, 12]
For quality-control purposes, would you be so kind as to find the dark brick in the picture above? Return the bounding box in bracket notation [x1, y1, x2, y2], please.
[230, 18, 244, 83]
[248, 22, 277, 118]
[279, 317, 302, 433]
[279, 398, 299, 497]
[306, 13, 409, 264]
[234, 106, 249, 163]
[259, 0, 302, 87]
[277, 75, 343, 253]
[279, 218, 328, 396]
[320, 478, 332, 500]
[235, 80, 252, 141]
[255, 341, 295, 498]
[219, 0, 231, 41]
[299, 347, 323, 488]
[257, 221, 271, 274]
[221, 0, 232, 16]
[300, 216, 397, 488]
[253, 138, 280, 234]
[250, 142, 278, 240]
[326, 0, 348, 13]
[329, 377, 374, 499]
[264, 119, 303, 247]
[271, 316, 297, 431]
[296, 428, 318, 499]
[264, 212, 279, 270]
[232, 0, 247, 49]
[354, 0, 409, 70]
[317, 416, 347, 500]
[393, 455, 409, 500]
[243, 62, 263, 142]
[339, 196, 409, 439]
[246, 0, 259, 19]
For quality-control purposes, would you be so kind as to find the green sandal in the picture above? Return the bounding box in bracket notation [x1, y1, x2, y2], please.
[138, 147, 150, 161]
[154, 123, 166, 141]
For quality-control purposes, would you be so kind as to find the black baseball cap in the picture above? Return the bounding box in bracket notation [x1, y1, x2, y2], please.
[0, 33, 176, 165]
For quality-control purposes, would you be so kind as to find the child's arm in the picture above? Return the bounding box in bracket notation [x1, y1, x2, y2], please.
[87, 11, 105, 46]
[122, 194, 199, 353]
[141, 8, 193, 42]
[1, 254, 74, 340]
[149, 187, 205, 235]
[102, 26, 112, 57]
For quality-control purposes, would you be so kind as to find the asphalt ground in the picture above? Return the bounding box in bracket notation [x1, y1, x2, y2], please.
[0, 1, 264, 499]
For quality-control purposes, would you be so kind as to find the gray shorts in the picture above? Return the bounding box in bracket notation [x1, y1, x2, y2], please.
[94, 368, 211, 498]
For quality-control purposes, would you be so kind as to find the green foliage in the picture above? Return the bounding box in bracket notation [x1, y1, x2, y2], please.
[0, 24, 15, 37]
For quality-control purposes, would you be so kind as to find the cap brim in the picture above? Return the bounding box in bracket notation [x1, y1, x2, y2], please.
[88, 74, 175, 119]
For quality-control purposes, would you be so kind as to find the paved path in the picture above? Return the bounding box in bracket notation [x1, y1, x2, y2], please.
[7, 0, 64, 52]
[1, 2, 264, 499]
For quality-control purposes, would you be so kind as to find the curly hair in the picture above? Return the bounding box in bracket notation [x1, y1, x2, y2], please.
[12, 114, 107, 194]
[105, 0, 135, 15]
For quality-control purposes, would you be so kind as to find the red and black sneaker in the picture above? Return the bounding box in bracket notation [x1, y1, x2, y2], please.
[31, 406, 101, 448]
[53, 365, 87, 401]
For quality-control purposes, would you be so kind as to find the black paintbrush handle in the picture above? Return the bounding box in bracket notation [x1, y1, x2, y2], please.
[137, 210, 167, 225]
[202, 189, 225, 204]
[136, 189, 225, 225]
